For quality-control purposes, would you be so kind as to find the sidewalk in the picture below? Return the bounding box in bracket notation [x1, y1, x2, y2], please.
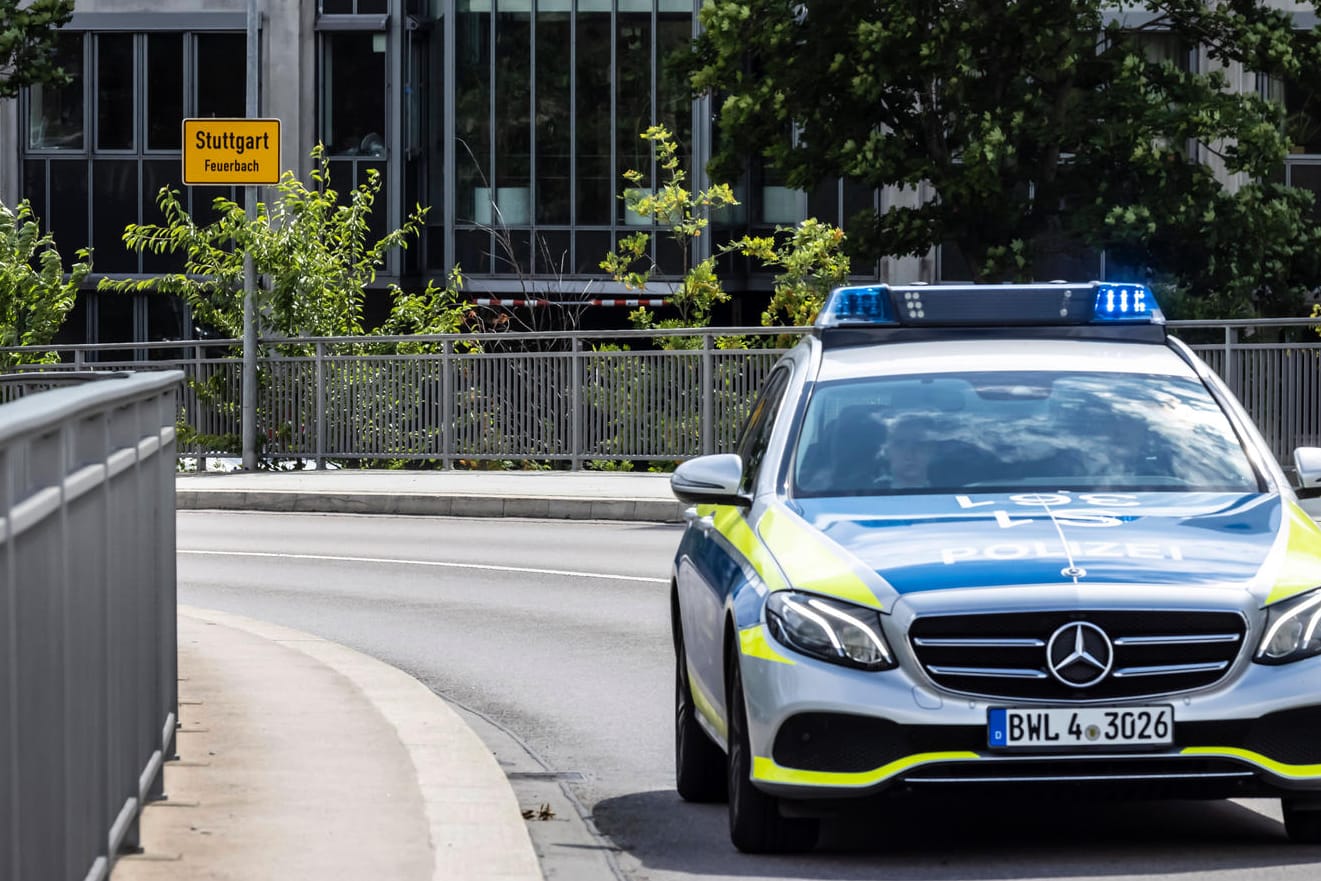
[129, 470, 685, 881]
[113, 608, 543, 881]
[176, 468, 686, 522]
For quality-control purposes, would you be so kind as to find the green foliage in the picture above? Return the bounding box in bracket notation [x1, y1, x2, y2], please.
[101, 144, 467, 340]
[0, 198, 90, 367]
[601, 125, 739, 346]
[689, 0, 1321, 314]
[724, 218, 851, 326]
[586, 459, 636, 472]
[0, 0, 75, 98]
[99, 146, 470, 464]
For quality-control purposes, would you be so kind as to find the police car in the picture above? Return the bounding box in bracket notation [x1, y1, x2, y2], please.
[668, 281, 1321, 853]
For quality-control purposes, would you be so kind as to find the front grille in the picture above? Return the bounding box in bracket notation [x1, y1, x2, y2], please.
[908, 610, 1246, 700]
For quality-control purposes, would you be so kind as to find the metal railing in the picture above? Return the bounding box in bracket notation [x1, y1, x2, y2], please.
[2, 319, 1320, 467]
[0, 370, 182, 881]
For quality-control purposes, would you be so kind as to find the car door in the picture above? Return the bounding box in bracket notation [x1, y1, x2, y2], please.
[677, 366, 793, 726]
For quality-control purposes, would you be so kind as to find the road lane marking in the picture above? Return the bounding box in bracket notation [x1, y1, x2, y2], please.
[178, 548, 669, 583]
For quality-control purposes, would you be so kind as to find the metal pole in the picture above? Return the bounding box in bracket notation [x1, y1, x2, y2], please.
[314, 342, 325, 470]
[700, 332, 714, 455]
[241, 0, 259, 471]
[570, 338, 582, 470]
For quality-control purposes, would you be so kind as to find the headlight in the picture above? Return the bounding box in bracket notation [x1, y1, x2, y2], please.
[1256, 589, 1321, 665]
[765, 591, 896, 670]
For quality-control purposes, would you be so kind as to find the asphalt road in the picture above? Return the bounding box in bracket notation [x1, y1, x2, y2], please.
[178, 510, 1321, 881]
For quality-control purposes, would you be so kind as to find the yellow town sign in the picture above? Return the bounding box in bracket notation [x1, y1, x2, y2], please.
[182, 118, 281, 185]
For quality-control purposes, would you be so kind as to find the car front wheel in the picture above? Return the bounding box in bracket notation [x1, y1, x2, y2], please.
[725, 655, 818, 853]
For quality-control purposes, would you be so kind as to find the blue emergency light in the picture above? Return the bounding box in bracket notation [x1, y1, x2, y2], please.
[815, 281, 1162, 329]
[1092, 283, 1153, 321]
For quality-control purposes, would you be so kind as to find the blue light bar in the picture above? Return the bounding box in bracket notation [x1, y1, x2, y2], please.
[1092, 283, 1158, 322]
[815, 281, 1164, 330]
[815, 285, 896, 328]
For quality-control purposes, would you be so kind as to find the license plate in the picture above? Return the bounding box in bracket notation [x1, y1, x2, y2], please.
[988, 706, 1173, 749]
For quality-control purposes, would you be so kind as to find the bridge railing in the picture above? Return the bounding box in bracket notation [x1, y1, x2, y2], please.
[2, 319, 1319, 467]
[0, 370, 182, 881]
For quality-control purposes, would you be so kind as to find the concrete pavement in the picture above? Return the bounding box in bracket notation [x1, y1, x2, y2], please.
[119, 470, 683, 881]
[175, 468, 687, 523]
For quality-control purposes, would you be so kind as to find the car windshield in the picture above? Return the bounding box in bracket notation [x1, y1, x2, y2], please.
[792, 371, 1260, 496]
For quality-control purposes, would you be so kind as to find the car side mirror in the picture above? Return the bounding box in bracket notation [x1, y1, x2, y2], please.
[670, 453, 747, 506]
[1293, 447, 1321, 498]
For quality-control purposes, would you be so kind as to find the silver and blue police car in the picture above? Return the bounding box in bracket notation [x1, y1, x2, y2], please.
[668, 281, 1321, 853]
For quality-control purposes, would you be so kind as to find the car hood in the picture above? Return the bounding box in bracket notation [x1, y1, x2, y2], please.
[785, 491, 1319, 597]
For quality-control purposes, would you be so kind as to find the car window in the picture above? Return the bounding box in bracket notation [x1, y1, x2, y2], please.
[792, 371, 1259, 496]
[737, 367, 791, 495]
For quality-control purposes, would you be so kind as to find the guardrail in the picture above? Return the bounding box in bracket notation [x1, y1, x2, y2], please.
[0, 370, 182, 881]
[1, 318, 1319, 467]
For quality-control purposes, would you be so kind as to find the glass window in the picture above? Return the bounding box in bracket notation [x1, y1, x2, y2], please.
[535, 4, 570, 223]
[793, 372, 1259, 497]
[616, 3, 652, 223]
[22, 161, 46, 223]
[196, 33, 246, 119]
[96, 34, 135, 150]
[494, 1, 531, 213]
[456, 4, 491, 222]
[575, 6, 611, 223]
[29, 34, 84, 150]
[142, 160, 185, 273]
[47, 159, 88, 258]
[657, 3, 692, 175]
[1284, 78, 1321, 156]
[321, 32, 387, 156]
[93, 160, 140, 273]
[147, 34, 183, 149]
[1287, 162, 1321, 219]
[738, 367, 791, 494]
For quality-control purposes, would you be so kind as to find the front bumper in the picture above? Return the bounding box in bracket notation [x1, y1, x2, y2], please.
[740, 624, 1321, 802]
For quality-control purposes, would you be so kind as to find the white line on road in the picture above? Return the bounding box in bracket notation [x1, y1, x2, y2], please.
[179, 548, 669, 584]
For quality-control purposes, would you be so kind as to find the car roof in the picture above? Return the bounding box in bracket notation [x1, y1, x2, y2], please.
[813, 337, 1195, 383]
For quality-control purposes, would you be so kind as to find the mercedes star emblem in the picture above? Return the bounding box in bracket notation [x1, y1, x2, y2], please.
[1046, 621, 1114, 688]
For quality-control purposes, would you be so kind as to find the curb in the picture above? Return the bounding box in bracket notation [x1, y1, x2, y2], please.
[175, 489, 686, 523]
[179, 606, 543, 881]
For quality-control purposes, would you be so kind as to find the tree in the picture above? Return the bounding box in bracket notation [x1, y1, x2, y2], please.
[0, 199, 90, 368]
[100, 146, 468, 461]
[0, 0, 75, 98]
[101, 144, 464, 340]
[689, 0, 1321, 315]
[601, 125, 738, 347]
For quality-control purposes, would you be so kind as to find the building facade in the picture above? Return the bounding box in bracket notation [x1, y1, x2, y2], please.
[1, 1, 1318, 348]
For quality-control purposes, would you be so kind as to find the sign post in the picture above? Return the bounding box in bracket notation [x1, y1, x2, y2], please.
[178, 2, 274, 470]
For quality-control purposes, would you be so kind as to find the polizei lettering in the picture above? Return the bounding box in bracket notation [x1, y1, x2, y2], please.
[940, 541, 1185, 565]
[194, 130, 272, 155]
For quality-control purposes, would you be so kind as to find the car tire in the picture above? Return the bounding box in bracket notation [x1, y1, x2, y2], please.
[675, 630, 728, 803]
[726, 656, 819, 854]
[1283, 799, 1321, 844]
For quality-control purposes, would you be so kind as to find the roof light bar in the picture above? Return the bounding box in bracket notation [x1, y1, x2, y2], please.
[814, 281, 1162, 329]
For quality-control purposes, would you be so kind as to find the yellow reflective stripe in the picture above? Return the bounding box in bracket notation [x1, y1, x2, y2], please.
[738, 625, 795, 665]
[1265, 500, 1321, 605]
[687, 660, 727, 741]
[1180, 746, 1321, 779]
[757, 507, 883, 610]
[752, 752, 980, 788]
[709, 505, 788, 591]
